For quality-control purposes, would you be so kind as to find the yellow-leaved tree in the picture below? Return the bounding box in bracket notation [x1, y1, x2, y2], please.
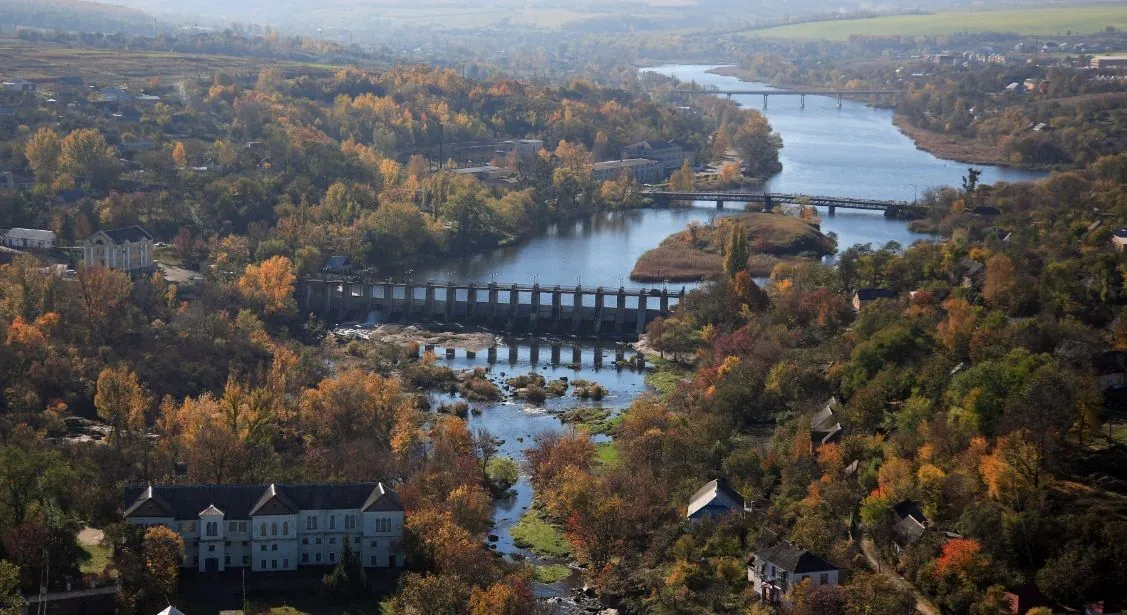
[237, 255, 296, 317]
[94, 366, 150, 450]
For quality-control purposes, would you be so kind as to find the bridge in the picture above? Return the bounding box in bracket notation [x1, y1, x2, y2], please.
[642, 190, 931, 216]
[299, 279, 682, 337]
[674, 88, 903, 109]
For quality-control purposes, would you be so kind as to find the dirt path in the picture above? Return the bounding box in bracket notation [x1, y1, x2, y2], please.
[860, 536, 940, 615]
[77, 527, 103, 546]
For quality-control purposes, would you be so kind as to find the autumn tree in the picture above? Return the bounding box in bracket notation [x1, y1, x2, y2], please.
[76, 264, 133, 326]
[171, 141, 188, 168]
[983, 254, 1016, 310]
[59, 128, 120, 189]
[669, 159, 694, 191]
[723, 220, 749, 277]
[143, 525, 183, 600]
[936, 297, 976, 356]
[24, 127, 61, 184]
[95, 366, 150, 450]
[844, 572, 914, 615]
[0, 560, 19, 615]
[237, 255, 296, 317]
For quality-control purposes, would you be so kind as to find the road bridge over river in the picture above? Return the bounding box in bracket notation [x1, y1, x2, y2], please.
[643, 189, 932, 216]
[674, 88, 903, 108]
[300, 279, 682, 336]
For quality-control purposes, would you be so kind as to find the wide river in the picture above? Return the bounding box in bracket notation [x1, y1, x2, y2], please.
[419, 64, 1045, 288]
[403, 64, 1047, 603]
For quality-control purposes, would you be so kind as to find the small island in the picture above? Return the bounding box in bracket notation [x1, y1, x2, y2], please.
[630, 212, 835, 281]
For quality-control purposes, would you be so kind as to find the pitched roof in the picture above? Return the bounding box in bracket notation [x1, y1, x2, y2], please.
[627, 139, 678, 151]
[97, 225, 152, 244]
[123, 482, 402, 520]
[687, 478, 744, 517]
[6, 228, 55, 241]
[752, 541, 837, 574]
[156, 607, 186, 615]
[324, 255, 351, 270]
[890, 500, 928, 524]
[811, 397, 841, 432]
[854, 288, 897, 301]
[893, 515, 927, 546]
[122, 485, 176, 518]
[1113, 228, 1127, 239]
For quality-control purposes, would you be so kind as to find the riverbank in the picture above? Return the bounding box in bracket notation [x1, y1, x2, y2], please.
[631, 212, 832, 282]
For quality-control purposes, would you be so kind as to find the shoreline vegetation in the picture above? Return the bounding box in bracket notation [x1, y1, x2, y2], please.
[630, 212, 833, 282]
[704, 66, 1037, 170]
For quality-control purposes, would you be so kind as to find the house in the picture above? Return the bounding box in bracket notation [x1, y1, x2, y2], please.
[323, 255, 354, 275]
[1092, 351, 1126, 390]
[55, 76, 85, 94]
[748, 541, 839, 605]
[889, 500, 930, 554]
[496, 139, 544, 158]
[157, 607, 187, 615]
[851, 288, 896, 311]
[811, 397, 843, 449]
[3, 228, 56, 250]
[1, 171, 35, 191]
[591, 158, 664, 183]
[958, 258, 985, 288]
[1, 78, 36, 94]
[97, 87, 132, 104]
[83, 226, 155, 273]
[1091, 56, 1127, 70]
[1111, 228, 1127, 253]
[686, 478, 745, 523]
[620, 140, 693, 174]
[1004, 584, 1067, 615]
[123, 482, 404, 573]
[450, 165, 506, 181]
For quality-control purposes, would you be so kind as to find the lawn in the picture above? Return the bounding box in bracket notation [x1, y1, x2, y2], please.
[749, 4, 1127, 40]
[510, 509, 572, 558]
[79, 541, 113, 575]
[595, 441, 621, 467]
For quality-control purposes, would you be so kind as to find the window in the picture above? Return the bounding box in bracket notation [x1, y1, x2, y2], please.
[208, 545, 215, 552]
[260, 522, 267, 536]
[271, 522, 278, 536]
[302, 538, 308, 545]
[307, 516, 317, 530]
[242, 541, 248, 547]
[260, 545, 267, 552]
[302, 553, 308, 563]
[315, 538, 322, 545]
[282, 521, 288, 536]
[315, 553, 322, 563]
[241, 522, 247, 532]
[329, 537, 335, 545]
[283, 559, 288, 568]
[370, 556, 377, 566]
[271, 544, 278, 551]
[329, 516, 335, 530]
[370, 541, 377, 548]
[260, 560, 266, 569]
[271, 560, 277, 569]
[229, 522, 238, 532]
[820, 574, 829, 586]
[354, 537, 360, 544]
[225, 555, 231, 565]
[330, 552, 336, 563]
[206, 522, 217, 537]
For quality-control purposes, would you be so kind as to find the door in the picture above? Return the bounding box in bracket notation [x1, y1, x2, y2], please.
[205, 557, 219, 572]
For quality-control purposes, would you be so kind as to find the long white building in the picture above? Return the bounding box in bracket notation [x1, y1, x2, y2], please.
[123, 482, 404, 573]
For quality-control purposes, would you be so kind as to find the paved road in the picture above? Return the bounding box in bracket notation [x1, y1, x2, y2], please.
[860, 536, 940, 615]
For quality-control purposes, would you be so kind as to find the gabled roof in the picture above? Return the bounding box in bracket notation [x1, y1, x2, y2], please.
[198, 504, 224, 517]
[324, 255, 351, 271]
[1113, 227, 1127, 239]
[249, 484, 298, 516]
[811, 397, 841, 432]
[95, 225, 152, 244]
[6, 228, 55, 241]
[122, 485, 176, 518]
[687, 478, 744, 517]
[156, 607, 186, 615]
[752, 541, 837, 574]
[361, 482, 403, 512]
[893, 515, 927, 546]
[890, 500, 927, 524]
[854, 288, 897, 301]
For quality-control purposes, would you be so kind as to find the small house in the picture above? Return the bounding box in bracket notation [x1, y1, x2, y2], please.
[1005, 584, 1067, 615]
[3, 228, 56, 250]
[1092, 351, 1126, 390]
[811, 397, 844, 449]
[323, 255, 354, 276]
[686, 478, 745, 523]
[958, 258, 985, 288]
[748, 542, 839, 605]
[890, 500, 930, 554]
[1, 78, 36, 94]
[1111, 228, 1127, 253]
[851, 288, 896, 311]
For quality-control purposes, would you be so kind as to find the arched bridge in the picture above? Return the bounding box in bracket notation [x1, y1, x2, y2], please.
[642, 189, 932, 216]
[300, 279, 683, 337]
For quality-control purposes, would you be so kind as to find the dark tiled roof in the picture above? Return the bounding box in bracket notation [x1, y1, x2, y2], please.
[890, 500, 927, 524]
[854, 288, 897, 301]
[123, 483, 401, 520]
[324, 255, 351, 271]
[1113, 228, 1127, 239]
[100, 225, 152, 243]
[753, 541, 837, 574]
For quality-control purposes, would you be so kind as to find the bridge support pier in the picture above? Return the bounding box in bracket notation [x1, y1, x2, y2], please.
[615, 289, 626, 334]
[530, 284, 540, 331]
[487, 346, 496, 364]
[488, 283, 499, 324]
[551, 287, 562, 331]
[762, 94, 767, 109]
[445, 282, 455, 321]
[403, 282, 414, 321]
[508, 284, 519, 330]
[572, 285, 583, 333]
[424, 283, 435, 319]
[837, 94, 843, 109]
[467, 284, 478, 320]
[529, 344, 539, 366]
[716, 199, 724, 210]
[800, 93, 805, 109]
[594, 288, 604, 335]
[572, 344, 581, 367]
[508, 345, 518, 364]
[593, 343, 602, 370]
[636, 291, 648, 334]
[828, 205, 836, 217]
[550, 344, 561, 366]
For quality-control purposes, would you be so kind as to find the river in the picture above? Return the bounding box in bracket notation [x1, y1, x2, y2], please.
[399, 64, 1047, 606]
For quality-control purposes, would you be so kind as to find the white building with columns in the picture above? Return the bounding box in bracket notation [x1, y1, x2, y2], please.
[122, 482, 405, 574]
[83, 225, 154, 273]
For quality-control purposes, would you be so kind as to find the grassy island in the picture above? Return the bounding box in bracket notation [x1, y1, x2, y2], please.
[630, 213, 834, 281]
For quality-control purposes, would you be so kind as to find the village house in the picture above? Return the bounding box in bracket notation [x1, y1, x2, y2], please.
[889, 500, 930, 555]
[748, 541, 839, 605]
[3, 228, 56, 250]
[852, 288, 897, 311]
[83, 226, 155, 273]
[686, 478, 745, 523]
[1092, 351, 1127, 390]
[1, 78, 36, 94]
[811, 397, 844, 449]
[1111, 228, 1127, 253]
[323, 255, 354, 276]
[620, 140, 694, 174]
[958, 258, 985, 288]
[123, 482, 404, 573]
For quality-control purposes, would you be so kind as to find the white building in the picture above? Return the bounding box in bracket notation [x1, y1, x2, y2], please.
[83, 226, 154, 273]
[3, 228, 55, 249]
[749, 541, 839, 605]
[591, 158, 664, 183]
[123, 482, 405, 573]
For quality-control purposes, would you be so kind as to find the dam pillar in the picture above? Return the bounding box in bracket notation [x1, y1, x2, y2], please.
[466, 349, 476, 359]
[614, 288, 626, 334]
[488, 283, 499, 323]
[593, 342, 603, 370]
[467, 284, 478, 320]
[445, 282, 456, 321]
[301, 282, 311, 314]
[445, 347, 455, 360]
[530, 284, 541, 331]
[636, 290, 648, 334]
[529, 343, 540, 366]
[550, 344, 561, 366]
[424, 283, 435, 319]
[660, 289, 669, 313]
[572, 285, 583, 333]
[366, 282, 374, 316]
[837, 94, 843, 108]
[571, 344, 581, 367]
[383, 281, 394, 316]
[509, 284, 519, 329]
[338, 283, 350, 320]
[324, 280, 333, 314]
[828, 205, 836, 216]
[487, 346, 497, 364]
[593, 287, 605, 335]
[716, 199, 724, 210]
[508, 344, 518, 364]
[762, 94, 768, 109]
[403, 282, 414, 321]
[800, 93, 805, 109]
[551, 286, 562, 330]
[615, 344, 625, 366]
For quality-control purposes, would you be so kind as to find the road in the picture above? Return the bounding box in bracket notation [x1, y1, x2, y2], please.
[860, 536, 940, 615]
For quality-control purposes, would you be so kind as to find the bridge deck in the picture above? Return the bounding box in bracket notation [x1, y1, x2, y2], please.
[675, 89, 901, 96]
[642, 191, 930, 210]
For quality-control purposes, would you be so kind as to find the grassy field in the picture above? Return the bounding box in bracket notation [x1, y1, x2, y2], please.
[79, 541, 113, 575]
[595, 441, 621, 467]
[510, 509, 572, 558]
[750, 4, 1127, 40]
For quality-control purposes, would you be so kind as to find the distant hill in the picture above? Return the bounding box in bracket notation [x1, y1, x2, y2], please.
[1, 0, 158, 34]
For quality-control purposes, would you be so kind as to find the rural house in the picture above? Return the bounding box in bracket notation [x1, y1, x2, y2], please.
[1111, 228, 1127, 253]
[890, 500, 930, 554]
[748, 541, 839, 605]
[620, 139, 693, 174]
[811, 397, 844, 449]
[852, 288, 897, 311]
[3, 228, 55, 250]
[123, 482, 405, 573]
[83, 226, 154, 273]
[686, 478, 745, 523]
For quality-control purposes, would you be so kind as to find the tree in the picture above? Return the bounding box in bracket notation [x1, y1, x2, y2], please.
[669, 159, 694, 191]
[0, 560, 19, 615]
[24, 127, 61, 184]
[486, 457, 519, 493]
[936, 297, 976, 356]
[386, 572, 468, 615]
[983, 254, 1016, 310]
[236, 255, 296, 317]
[723, 220, 749, 277]
[469, 575, 534, 615]
[844, 572, 915, 615]
[59, 128, 119, 189]
[95, 366, 150, 450]
[142, 525, 183, 600]
[171, 141, 188, 168]
[323, 541, 367, 599]
[76, 264, 133, 325]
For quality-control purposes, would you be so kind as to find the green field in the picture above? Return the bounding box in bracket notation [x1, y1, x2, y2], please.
[750, 4, 1127, 40]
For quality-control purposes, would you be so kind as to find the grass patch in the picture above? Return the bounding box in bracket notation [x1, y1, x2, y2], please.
[748, 4, 1127, 40]
[630, 213, 831, 282]
[533, 564, 574, 584]
[596, 441, 621, 467]
[646, 360, 693, 397]
[510, 509, 572, 558]
[559, 406, 617, 434]
[80, 541, 112, 575]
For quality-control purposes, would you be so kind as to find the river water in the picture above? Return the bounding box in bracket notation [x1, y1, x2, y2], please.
[400, 65, 1047, 602]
